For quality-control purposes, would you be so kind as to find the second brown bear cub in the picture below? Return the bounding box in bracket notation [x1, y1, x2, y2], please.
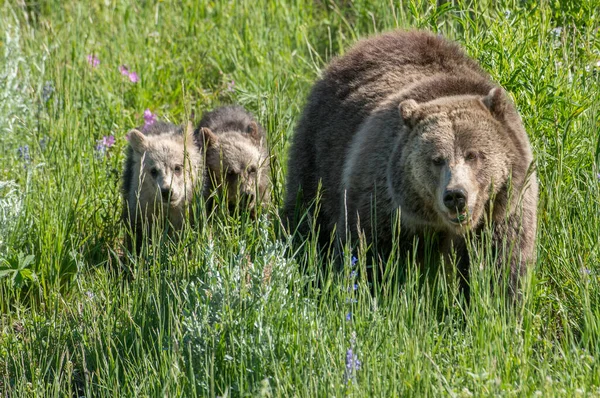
[196, 106, 271, 216]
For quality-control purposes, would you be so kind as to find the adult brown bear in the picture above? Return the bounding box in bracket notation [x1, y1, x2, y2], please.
[283, 31, 538, 297]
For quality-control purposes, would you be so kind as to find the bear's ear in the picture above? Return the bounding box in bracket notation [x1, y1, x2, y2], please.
[127, 129, 147, 153]
[398, 99, 420, 127]
[482, 87, 509, 119]
[247, 121, 260, 139]
[198, 127, 218, 148]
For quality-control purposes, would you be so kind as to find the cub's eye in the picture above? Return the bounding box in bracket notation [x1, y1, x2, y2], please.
[432, 157, 445, 166]
[150, 167, 159, 177]
[248, 166, 257, 174]
[226, 170, 236, 178]
[174, 165, 183, 175]
[465, 152, 478, 162]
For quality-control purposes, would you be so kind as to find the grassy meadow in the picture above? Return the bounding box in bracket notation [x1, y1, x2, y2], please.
[0, 0, 599, 396]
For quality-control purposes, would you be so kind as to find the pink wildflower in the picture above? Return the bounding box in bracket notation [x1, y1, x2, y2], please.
[95, 135, 115, 158]
[87, 54, 100, 68]
[128, 72, 139, 83]
[103, 135, 116, 148]
[143, 109, 157, 129]
[120, 65, 139, 83]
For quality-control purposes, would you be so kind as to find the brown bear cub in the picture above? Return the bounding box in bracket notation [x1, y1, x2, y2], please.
[195, 106, 271, 216]
[122, 121, 203, 251]
[283, 31, 538, 297]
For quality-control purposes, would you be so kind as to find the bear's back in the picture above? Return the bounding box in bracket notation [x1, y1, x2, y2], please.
[326, 31, 484, 98]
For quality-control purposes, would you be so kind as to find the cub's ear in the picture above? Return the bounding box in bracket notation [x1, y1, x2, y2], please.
[482, 87, 509, 119]
[398, 99, 420, 128]
[198, 127, 218, 148]
[247, 121, 260, 139]
[127, 129, 147, 153]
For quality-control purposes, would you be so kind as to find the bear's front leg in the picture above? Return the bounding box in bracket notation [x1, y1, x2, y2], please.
[491, 207, 537, 302]
[440, 235, 471, 303]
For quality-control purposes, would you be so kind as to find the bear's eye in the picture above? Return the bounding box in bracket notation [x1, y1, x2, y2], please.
[247, 166, 257, 174]
[174, 165, 183, 175]
[432, 157, 445, 166]
[465, 152, 478, 162]
[226, 170, 237, 179]
[150, 167, 159, 178]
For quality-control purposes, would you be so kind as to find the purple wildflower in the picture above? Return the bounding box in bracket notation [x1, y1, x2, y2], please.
[87, 54, 100, 68]
[346, 348, 354, 369]
[349, 270, 358, 279]
[227, 80, 235, 92]
[17, 145, 31, 163]
[119, 65, 129, 76]
[128, 71, 139, 83]
[597, 173, 600, 181]
[346, 312, 352, 321]
[344, 347, 361, 383]
[347, 284, 358, 292]
[95, 135, 115, 157]
[351, 256, 358, 267]
[143, 109, 157, 129]
[581, 268, 592, 276]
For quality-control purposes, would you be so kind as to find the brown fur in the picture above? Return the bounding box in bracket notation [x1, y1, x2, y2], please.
[122, 121, 203, 251]
[195, 106, 270, 215]
[283, 30, 538, 296]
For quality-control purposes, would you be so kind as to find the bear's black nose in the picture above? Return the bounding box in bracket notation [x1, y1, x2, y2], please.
[443, 189, 467, 212]
[161, 188, 172, 201]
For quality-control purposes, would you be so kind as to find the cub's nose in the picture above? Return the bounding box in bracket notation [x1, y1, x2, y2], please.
[161, 188, 172, 201]
[443, 189, 467, 212]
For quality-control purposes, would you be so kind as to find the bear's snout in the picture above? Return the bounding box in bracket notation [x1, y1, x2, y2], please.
[161, 187, 172, 202]
[443, 188, 467, 212]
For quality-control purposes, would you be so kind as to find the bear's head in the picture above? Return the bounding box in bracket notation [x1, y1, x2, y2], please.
[389, 88, 524, 234]
[199, 124, 269, 213]
[128, 122, 201, 209]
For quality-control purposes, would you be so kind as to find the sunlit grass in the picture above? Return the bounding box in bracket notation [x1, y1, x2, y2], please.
[0, 0, 599, 396]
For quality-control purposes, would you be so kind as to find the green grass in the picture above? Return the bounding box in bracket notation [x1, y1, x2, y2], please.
[0, 0, 599, 396]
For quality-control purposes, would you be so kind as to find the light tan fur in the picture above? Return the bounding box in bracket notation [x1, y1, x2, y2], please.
[124, 122, 202, 250]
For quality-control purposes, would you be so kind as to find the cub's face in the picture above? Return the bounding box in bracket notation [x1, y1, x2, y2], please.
[204, 131, 267, 211]
[397, 96, 511, 234]
[129, 129, 199, 209]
